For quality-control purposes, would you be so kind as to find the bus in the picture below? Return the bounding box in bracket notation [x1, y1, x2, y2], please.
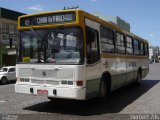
[15, 8, 149, 100]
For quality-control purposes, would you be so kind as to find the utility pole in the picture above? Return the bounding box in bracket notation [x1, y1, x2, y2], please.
[9, 35, 12, 49]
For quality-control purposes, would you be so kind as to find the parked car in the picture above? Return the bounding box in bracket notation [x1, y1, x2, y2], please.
[0, 66, 16, 85]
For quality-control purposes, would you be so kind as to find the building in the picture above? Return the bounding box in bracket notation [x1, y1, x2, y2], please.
[0, 7, 25, 67]
[149, 46, 153, 60]
[93, 12, 130, 32]
[149, 45, 160, 62]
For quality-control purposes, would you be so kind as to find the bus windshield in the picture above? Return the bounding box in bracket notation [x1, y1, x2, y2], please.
[19, 27, 84, 65]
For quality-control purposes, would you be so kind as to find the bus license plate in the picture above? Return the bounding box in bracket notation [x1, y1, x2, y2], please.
[37, 90, 48, 95]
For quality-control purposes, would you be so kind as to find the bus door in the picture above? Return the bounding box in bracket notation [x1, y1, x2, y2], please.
[85, 19, 101, 98]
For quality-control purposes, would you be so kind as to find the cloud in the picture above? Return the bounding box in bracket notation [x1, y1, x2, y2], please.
[90, 0, 97, 2]
[27, 4, 44, 11]
[149, 33, 154, 37]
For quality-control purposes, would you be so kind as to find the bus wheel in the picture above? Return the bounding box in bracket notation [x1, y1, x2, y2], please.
[1, 77, 7, 85]
[48, 97, 55, 101]
[99, 80, 107, 98]
[136, 70, 141, 86]
[48, 97, 61, 102]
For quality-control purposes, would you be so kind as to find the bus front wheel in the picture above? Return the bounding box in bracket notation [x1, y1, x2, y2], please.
[99, 80, 107, 98]
[136, 70, 141, 86]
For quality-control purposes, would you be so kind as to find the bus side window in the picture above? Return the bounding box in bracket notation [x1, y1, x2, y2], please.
[144, 43, 149, 56]
[115, 32, 125, 54]
[140, 42, 145, 56]
[126, 36, 134, 55]
[133, 39, 140, 55]
[100, 26, 115, 53]
[86, 27, 100, 64]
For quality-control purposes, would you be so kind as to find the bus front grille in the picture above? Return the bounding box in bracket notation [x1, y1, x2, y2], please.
[31, 79, 44, 84]
[31, 79, 59, 85]
[46, 80, 59, 85]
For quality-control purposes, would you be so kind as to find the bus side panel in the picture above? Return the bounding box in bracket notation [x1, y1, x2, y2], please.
[85, 78, 100, 99]
[126, 58, 137, 84]
[113, 57, 127, 89]
[100, 55, 126, 91]
[140, 58, 149, 79]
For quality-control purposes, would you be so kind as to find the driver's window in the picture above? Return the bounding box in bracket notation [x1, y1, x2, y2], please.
[86, 27, 100, 64]
[8, 68, 15, 72]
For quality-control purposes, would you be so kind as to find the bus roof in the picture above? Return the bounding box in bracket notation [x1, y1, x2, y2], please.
[18, 9, 78, 18]
[80, 10, 148, 43]
[18, 9, 148, 43]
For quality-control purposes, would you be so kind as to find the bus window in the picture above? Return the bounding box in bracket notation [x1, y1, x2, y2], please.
[100, 26, 115, 53]
[133, 39, 140, 55]
[140, 42, 145, 56]
[116, 32, 125, 54]
[144, 43, 149, 56]
[126, 36, 133, 55]
[86, 27, 100, 64]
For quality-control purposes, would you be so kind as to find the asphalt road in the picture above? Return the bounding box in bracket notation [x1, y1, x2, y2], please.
[0, 63, 160, 120]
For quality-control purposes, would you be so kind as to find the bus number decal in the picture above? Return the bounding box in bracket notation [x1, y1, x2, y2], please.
[103, 61, 109, 68]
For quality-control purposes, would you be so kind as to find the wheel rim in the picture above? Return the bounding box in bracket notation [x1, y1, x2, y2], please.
[99, 80, 107, 98]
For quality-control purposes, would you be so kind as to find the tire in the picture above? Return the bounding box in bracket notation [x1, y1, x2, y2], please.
[48, 97, 64, 103]
[1, 77, 8, 85]
[136, 71, 141, 86]
[48, 97, 55, 101]
[48, 97, 60, 101]
[99, 80, 107, 98]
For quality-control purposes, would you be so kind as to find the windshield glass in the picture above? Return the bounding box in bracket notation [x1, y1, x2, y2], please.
[0, 68, 8, 72]
[19, 27, 84, 65]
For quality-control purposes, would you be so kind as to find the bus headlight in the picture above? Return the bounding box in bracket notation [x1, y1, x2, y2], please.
[61, 80, 73, 85]
[20, 78, 30, 82]
[68, 81, 73, 85]
[62, 80, 67, 84]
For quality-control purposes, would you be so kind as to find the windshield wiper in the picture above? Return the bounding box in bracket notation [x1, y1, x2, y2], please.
[29, 27, 45, 63]
[29, 27, 42, 41]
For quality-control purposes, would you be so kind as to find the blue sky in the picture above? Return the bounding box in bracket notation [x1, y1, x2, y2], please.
[0, 0, 159, 46]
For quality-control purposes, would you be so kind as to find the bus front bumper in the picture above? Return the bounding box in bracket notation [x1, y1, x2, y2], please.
[15, 84, 86, 100]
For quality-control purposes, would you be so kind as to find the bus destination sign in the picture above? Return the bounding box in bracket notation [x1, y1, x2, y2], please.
[20, 12, 76, 26]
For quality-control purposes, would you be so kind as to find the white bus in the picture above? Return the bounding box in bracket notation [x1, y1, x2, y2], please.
[15, 9, 149, 100]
